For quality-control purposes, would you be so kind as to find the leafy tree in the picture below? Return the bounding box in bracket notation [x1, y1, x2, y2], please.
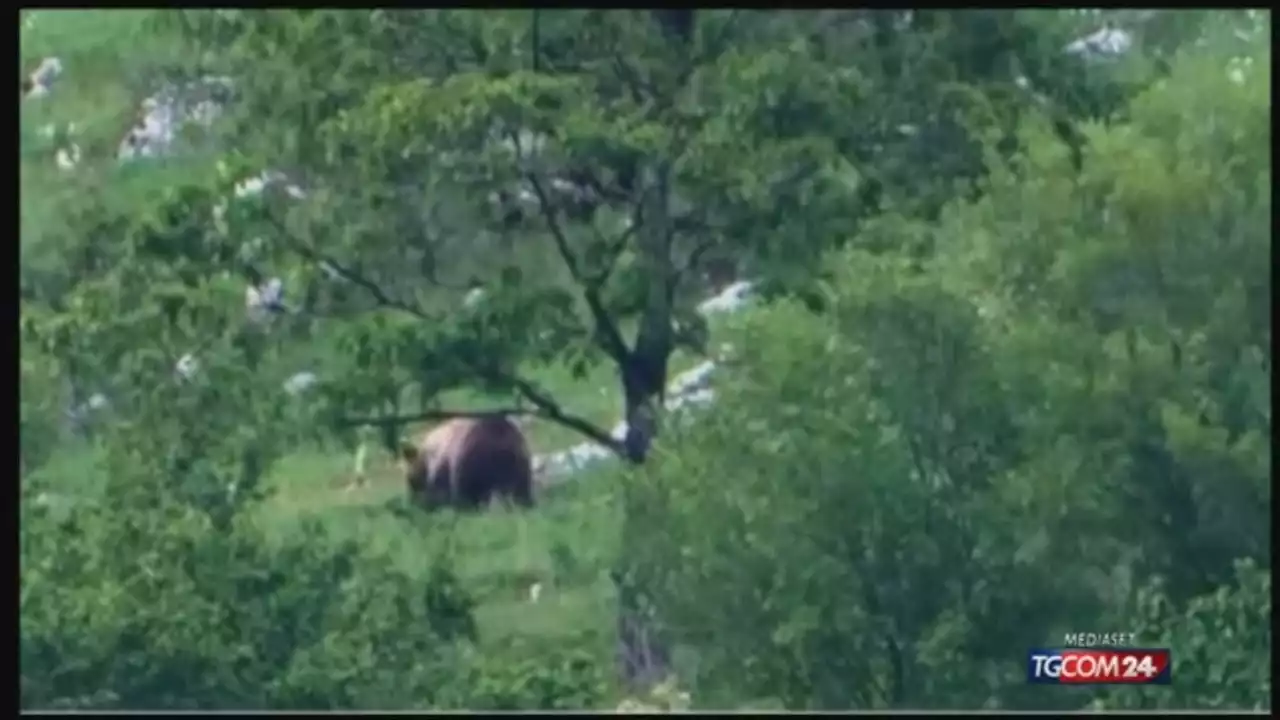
[621, 19, 1269, 710]
[1091, 559, 1270, 711]
[136, 8, 1168, 455]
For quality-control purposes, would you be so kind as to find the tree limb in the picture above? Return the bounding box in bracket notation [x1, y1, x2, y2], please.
[266, 214, 432, 322]
[501, 372, 627, 454]
[522, 158, 632, 365]
[673, 232, 717, 283]
[336, 407, 531, 428]
[586, 204, 640, 288]
[611, 53, 654, 107]
[338, 369, 625, 455]
[329, 368, 627, 455]
[265, 214, 626, 456]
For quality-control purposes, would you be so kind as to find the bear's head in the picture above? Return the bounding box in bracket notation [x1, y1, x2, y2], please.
[399, 438, 449, 509]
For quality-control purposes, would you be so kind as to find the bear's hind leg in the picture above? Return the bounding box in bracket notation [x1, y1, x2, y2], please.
[510, 477, 534, 508]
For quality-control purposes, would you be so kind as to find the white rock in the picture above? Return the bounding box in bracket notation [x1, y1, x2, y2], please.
[611, 420, 629, 441]
[175, 353, 200, 380]
[118, 76, 232, 161]
[667, 388, 715, 412]
[55, 144, 81, 171]
[65, 392, 110, 431]
[234, 169, 306, 200]
[245, 277, 286, 317]
[234, 172, 275, 198]
[698, 280, 754, 315]
[25, 57, 63, 98]
[1227, 56, 1254, 86]
[463, 287, 487, 309]
[189, 99, 222, 128]
[536, 442, 615, 479]
[283, 371, 318, 395]
[496, 127, 547, 158]
[668, 360, 717, 398]
[1065, 27, 1132, 58]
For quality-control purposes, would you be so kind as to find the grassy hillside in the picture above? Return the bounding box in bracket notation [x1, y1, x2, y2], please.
[20, 8, 718, 690]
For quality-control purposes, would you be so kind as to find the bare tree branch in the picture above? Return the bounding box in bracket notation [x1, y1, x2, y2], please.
[265, 213, 626, 455]
[339, 378, 624, 455]
[336, 407, 531, 428]
[586, 205, 640, 288]
[388, 184, 474, 293]
[502, 372, 627, 454]
[522, 157, 632, 365]
[672, 223, 718, 280]
[611, 52, 655, 105]
[266, 214, 432, 321]
[337, 367, 625, 455]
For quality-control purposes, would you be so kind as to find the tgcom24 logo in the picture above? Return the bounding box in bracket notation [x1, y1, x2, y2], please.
[1026, 647, 1172, 685]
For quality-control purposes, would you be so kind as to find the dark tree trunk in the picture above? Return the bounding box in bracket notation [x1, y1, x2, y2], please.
[613, 150, 681, 695]
[614, 562, 673, 692]
[615, 367, 670, 691]
[609, 11, 697, 695]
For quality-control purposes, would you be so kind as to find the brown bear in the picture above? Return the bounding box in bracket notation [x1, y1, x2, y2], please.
[399, 414, 534, 511]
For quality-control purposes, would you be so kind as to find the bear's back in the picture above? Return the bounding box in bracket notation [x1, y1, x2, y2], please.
[452, 416, 534, 508]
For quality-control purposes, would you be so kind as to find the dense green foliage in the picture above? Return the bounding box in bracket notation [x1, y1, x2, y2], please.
[20, 9, 1269, 711]
[625, 28, 1271, 708]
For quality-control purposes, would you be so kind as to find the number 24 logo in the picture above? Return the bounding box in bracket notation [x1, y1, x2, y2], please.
[1122, 654, 1159, 678]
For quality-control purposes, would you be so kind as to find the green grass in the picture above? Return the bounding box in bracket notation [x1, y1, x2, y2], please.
[256, 445, 624, 653]
[25, 427, 627, 656]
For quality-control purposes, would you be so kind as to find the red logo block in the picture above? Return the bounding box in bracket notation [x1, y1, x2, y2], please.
[1027, 648, 1172, 685]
